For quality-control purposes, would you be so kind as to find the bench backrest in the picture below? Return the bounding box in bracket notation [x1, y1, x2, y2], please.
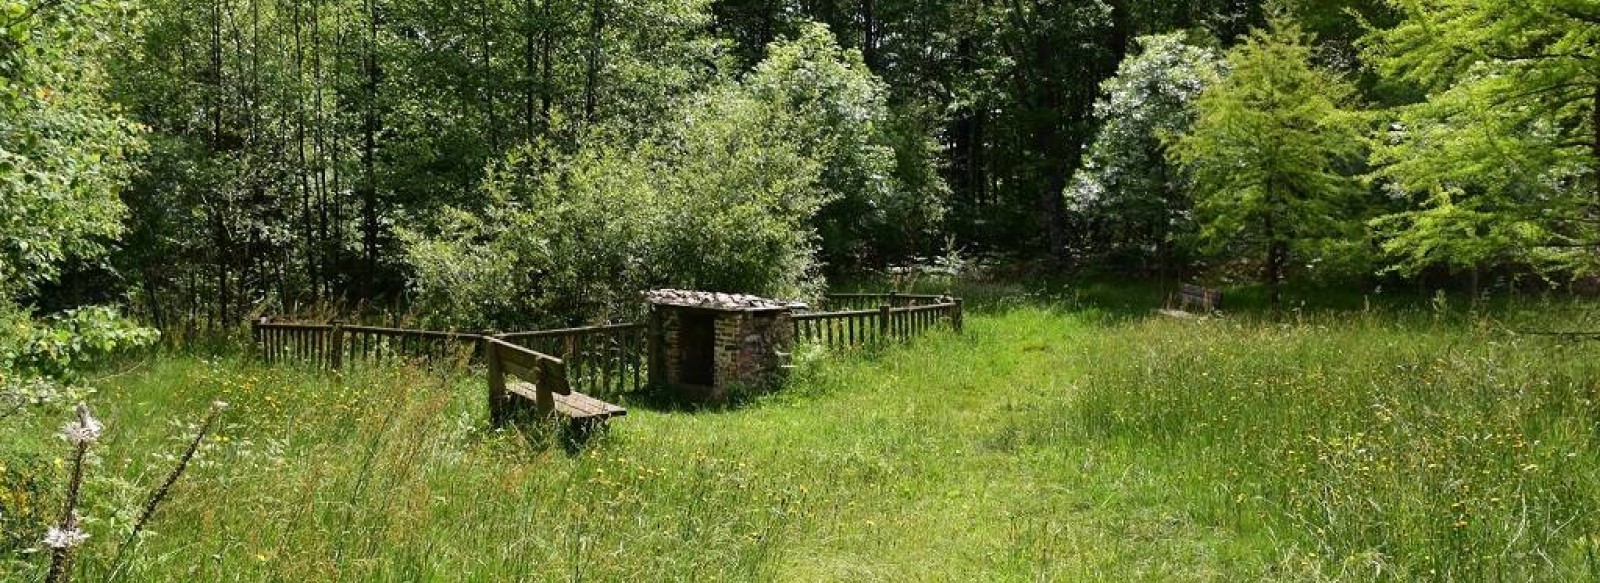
[1179, 284, 1223, 312]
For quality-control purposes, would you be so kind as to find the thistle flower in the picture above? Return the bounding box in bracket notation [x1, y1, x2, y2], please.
[59, 404, 102, 446]
[43, 524, 88, 549]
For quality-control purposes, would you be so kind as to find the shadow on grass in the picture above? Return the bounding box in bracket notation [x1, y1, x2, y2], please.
[500, 413, 619, 455]
[614, 337, 926, 415]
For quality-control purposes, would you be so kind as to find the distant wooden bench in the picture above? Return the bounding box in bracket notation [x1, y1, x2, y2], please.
[485, 337, 626, 432]
[1179, 283, 1223, 313]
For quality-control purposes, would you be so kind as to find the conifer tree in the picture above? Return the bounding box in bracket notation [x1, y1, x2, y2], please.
[1171, 15, 1367, 307]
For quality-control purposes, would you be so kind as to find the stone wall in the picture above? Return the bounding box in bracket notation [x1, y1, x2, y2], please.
[649, 304, 793, 399]
[655, 308, 682, 386]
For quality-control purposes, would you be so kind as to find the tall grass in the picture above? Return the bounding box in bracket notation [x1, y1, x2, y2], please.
[1065, 308, 1600, 580]
[2, 291, 1597, 580]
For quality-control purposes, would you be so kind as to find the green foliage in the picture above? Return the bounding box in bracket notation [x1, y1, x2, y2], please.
[746, 24, 947, 267]
[1361, 0, 1600, 278]
[400, 140, 659, 329]
[1170, 16, 1369, 299]
[1068, 32, 1225, 268]
[1, 0, 145, 299]
[3, 306, 160, 382]
[0, 1, 157, 418]
[0, 303, 158, 418]
[404, 28, 924, 329]
[1368, 188, 1550, 277]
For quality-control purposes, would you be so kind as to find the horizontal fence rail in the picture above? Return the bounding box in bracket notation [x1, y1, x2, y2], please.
[253, 319, 484, 369]
[252, 318, 648, 400]
[254, 290, 960, 395]
[793, 296, 962, 351]
[793, 309, 883, 347]
[494, 323, 648, 400]
[818, 292, 951, 311]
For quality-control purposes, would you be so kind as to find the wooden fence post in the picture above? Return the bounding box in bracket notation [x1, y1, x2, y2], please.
[485, 338, 508, 426]
[252, 317, 266, 361]
[329, 320, 345, 370]
[878, 304, 891, 341]
[952, 298, 964, 333]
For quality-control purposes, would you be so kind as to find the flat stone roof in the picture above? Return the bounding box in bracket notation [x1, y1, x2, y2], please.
[644, 289, 797, 311]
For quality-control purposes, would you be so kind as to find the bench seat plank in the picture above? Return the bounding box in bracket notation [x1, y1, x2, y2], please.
[507, 382, 627, 421]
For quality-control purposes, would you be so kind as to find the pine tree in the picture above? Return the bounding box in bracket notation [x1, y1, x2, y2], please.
[1170, 15, 1367, 307]
[1362, 0, 1600, 279]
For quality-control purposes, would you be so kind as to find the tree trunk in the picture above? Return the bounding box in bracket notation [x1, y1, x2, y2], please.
[1265, 213, 1284, 310]
[583, 0, 606, 124]
[861, 0, 876, 70]
[480, 1, 500, 150]
[312, 1, 329, 300]
[292, 1, 315, 304]
[523, 0, 537, 143]
[361, 0, 381, 299]
[540, 0, 552, 128]
[1591, 82, 1599, 205]
[1108, 0, 1130, 63]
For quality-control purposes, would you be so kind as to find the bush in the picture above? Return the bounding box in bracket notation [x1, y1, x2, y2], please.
[402, 26, 931, 330]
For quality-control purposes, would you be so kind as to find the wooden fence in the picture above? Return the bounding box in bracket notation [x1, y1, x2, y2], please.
[818, 292, 952, 311]
[252, 318, 646, 400]
[254, 291, 962, 393]
[792, 295, 962, 350]
[252, 319, 482, 368]
[494, 323, 648, 399]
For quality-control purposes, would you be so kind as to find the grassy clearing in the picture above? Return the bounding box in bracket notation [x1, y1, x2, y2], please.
[4, 290, 1600, 581]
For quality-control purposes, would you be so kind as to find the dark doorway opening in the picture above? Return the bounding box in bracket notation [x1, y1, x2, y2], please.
[679, 311, 716, 386]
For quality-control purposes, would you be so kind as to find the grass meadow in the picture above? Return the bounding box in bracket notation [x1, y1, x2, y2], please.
[4, 284, 1600, 581]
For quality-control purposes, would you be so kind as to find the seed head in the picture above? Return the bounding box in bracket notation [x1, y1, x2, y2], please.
[59, 404, 103, 446]
[43, 525, 89, 549]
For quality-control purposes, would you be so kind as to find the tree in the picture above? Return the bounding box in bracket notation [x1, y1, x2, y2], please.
[1170, 15, 1367, 307]
[1067, 31, 1224, 274]
[1, 0, 157, 414]
[402, 28, 907, 329]
[744, 24, 946, 269]
[1, 0, 143, 301]
[1361, 0, 1600, 279]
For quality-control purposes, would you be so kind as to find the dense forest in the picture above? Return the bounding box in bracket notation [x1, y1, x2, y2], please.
[4, 0, 1599, 381]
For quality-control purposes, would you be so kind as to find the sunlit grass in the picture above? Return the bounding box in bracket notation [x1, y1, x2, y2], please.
[4, 293, 1600, 580]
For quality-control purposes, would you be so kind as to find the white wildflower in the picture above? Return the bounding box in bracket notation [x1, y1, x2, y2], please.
[43, 525, 89, 549]
[59, 404, 103, 446]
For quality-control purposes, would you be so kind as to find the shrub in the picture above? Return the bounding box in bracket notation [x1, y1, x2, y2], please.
[402, 26, 928, 329]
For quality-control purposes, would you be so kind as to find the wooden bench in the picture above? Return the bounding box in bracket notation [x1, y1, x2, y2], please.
[1179, 283, 1223, 313]
[507, 382, 627, 424]
[485, 337, 626, 432]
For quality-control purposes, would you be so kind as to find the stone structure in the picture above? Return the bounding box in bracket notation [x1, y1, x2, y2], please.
[645, 289, 798, 400]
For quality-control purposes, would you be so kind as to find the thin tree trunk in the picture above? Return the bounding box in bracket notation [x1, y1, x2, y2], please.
[293, 0, 315, 304]
[1591, 83, 1599, 205]
[540, 0, 552, 128]
[481, 0, 500, 149]
[583, 0, 605, 124]
[312, 0, 330, 301]
[861, 0, 875, 70]
[1265, 211, 1283, 310]
[329, 2, 344, 302]
[361, 0, 380, 299]
[523, 0, 537, 143]
[210, 0, 230, 324]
